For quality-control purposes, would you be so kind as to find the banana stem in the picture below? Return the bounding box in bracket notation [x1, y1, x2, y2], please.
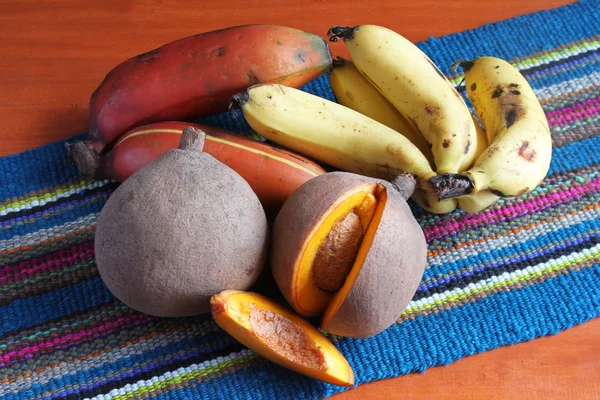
[450, 60, 475, 72]
[327, 26, 357, 42]
[332, 56, 347, 67]
[66, 141, 100, 180]
[427, 173, 474, 200]
[228, 92, 250, 118]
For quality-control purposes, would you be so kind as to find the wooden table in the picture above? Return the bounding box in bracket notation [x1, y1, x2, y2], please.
[1, 1, 598, 398]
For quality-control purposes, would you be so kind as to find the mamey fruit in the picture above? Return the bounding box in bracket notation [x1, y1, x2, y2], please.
[211, 290, 354, 386]
[271, 172, 427, 338]
[94, 127, 268, 317]
[88, 25, 332, 153]
[429, 57, 552, 200]
[68, 122, 325, 211]
[328, 25, 477, 174]
[230, 84, 436, 185]
[329, 57, 433, 165]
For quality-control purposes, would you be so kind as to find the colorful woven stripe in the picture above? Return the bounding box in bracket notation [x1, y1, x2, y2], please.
[1, 1, 600, 399]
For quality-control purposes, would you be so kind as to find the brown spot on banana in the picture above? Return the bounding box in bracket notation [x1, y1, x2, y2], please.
[442, 139, 451, 148]
[464, 139, 471, 155]
[518, 141, 536, 162]
[492, 86, 503, 98]
[505, 109, 518, 128]
[424, 105, 439, 116]
[470, 83, 477, 91]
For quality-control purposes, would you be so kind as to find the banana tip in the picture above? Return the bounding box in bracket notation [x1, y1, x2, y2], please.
[332, 56, 347, 67]
[427, 174, 474, 200]
[66, 140, 100, 180]
[451, 60, 475, 72]
[327, 26, 357, 42]
[228, 92, 250, 116]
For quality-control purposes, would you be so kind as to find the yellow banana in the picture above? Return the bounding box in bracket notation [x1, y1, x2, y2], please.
[329, 57, 434, 166]
[328, 25, 478, 174]
[412, 189, 457, 214]
[457, 119, 501, 213]
[229, 83, 436, 183]
[429, 56, 552, 199]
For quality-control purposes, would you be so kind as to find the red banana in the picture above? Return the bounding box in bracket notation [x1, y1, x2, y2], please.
[88, 25, 332, 154]
[68, 122, 326, 212]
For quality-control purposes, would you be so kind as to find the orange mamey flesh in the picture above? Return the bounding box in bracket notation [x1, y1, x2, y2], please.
[294, 185, 380, 315]
[211, 290, 355, 387]
[321, 189, 388, 326]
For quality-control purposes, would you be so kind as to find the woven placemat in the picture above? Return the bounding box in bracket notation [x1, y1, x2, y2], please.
[1, 1, 600, 398]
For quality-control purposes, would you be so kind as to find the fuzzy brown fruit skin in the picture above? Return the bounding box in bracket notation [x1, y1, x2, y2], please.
[95, 127, 268, 317]
[271, 172, 427, 338]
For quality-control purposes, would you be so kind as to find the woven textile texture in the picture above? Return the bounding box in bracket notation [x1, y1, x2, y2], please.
[2, 1, 600, 399]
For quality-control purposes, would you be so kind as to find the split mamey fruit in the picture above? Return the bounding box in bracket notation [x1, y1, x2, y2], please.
[95, 127, 268, 317]
[271, 172, 427, 338]
[211, 290, 355, 387]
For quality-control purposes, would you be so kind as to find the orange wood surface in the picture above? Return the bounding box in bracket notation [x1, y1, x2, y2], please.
[1, 0, 599, 399]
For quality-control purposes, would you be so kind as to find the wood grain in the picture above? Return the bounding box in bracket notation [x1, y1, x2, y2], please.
[2, 1, 599, 399]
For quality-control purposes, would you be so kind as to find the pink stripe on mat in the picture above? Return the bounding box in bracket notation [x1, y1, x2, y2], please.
[0, 313, 154, 367]
[423, 176, 600, 242]
[545, 95, 600, 118]
[548, 105, 600, 127]
[0, 243, 94, 282]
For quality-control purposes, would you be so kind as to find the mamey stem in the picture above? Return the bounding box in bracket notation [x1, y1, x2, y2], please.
[179, 127, 206, 151]
[390, 174, 417, 200]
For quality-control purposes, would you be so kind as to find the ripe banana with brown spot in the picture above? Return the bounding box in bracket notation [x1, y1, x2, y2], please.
[329, 57, 434, 166]
[229, 84, 436, 184]
[328, 25, 478, 175]
[429, 56, 552, 200]
[457, 120, 501, 213]
[328, 57, 455, 214]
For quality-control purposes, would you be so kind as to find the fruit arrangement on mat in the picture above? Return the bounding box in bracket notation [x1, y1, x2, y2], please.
[67, 24, 552, 386]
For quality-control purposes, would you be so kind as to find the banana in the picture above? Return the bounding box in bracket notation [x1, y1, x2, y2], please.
[429, 57, 552, 199]
[229, 84, 436, 184]
[412, 189, 457, 214]
[328, 25, 478, 174]
[329, 57, 434, 166]
[457, 119, 500, 213]
[328, 57, 451, 213]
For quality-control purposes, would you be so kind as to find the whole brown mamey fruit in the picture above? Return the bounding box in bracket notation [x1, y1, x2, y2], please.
[95, 127, 268, 317]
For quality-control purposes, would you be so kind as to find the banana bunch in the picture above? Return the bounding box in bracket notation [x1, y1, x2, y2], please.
[329, 55, 500, 213]
[428, 57, 552, 202]
[230, 25, 551, 214]
[327, 26, 550, 213]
